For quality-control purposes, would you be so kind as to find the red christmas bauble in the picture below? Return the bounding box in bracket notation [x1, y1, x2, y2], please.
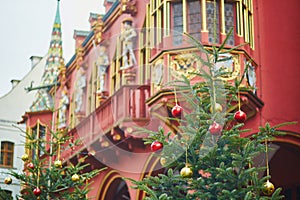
[171, 105, 182, 118]
[234, 110, 247, 123]
[33, 187, 41, 196]
[27, 163, 35, 170]
[150, 141, 163, 152]
[209, 122, 222, 135]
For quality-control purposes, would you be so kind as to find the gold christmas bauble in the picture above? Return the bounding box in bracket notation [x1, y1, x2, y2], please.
[180, 166, 193, 178]
[262, 180, 275, 195]
[160, 157, 166, 166]
[4, 177, 12, 185]
[54, 160, 62, 168]
[210, 103, 223, 113]
[21, 154, 29, 162]
[72, 174, 80, 182]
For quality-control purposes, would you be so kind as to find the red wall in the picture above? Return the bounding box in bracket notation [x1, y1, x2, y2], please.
[257, 0, 300, 133]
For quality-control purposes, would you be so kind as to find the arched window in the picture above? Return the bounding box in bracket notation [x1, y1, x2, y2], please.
[0, 141, 14, 168]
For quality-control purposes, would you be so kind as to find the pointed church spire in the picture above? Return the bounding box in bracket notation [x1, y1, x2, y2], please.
[54, 0, 61, 25]
[30, 0, 64, 111]
[42, 0, 64, 85]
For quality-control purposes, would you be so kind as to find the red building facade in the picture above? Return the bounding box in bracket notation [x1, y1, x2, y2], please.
[23, 0, 300, 199]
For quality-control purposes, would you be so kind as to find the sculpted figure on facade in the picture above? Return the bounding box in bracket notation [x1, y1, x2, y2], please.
[95, 46, 109, 93]
[120, 18, 137, 70]
[58, 88, 69, 129]
[74, 68, 86, 113]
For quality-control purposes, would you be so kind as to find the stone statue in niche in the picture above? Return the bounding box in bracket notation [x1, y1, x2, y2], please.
[58, 88, 69, 129]
[95, 46, 109, 94]
[74, 67, 86, 113]
[120, 18, 137, 70]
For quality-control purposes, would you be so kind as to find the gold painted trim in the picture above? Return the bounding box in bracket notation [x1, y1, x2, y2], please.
[167, 54, 170, 83]
[239, 0, 244, 37]
[158, 7, 162, 44]
[202, 0, 207, 32]
[220, 0, 226, 34]
[135, 154, 154, 200]
[136, 154, 160, 200]
[182, 0, 187, 33]
[249, 14, 255, 49]
[97, 170, 121, 200]
[28, 119, 47, 158]
[274, 139, 300, 147]
[244, 9, 249, 42]
[101, 175, 122, 200]
[164, 1, 171, 36]
[163, 0, 167, 36]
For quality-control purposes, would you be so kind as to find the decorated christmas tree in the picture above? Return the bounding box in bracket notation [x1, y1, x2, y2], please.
[130, 31, 293, 200]
[3, 126, 102, 200]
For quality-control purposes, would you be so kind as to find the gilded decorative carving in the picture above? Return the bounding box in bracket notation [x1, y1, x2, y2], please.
[92, 16, 104, 45]
[76, 46, 85, 67]
[120, 0, 137, 16]
[170, 53, 199, 79]
[58, 59, 66, 84]
[214, 53, 240, 80]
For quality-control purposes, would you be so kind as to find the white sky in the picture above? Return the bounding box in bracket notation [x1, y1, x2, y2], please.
[0, 0, 105, 96]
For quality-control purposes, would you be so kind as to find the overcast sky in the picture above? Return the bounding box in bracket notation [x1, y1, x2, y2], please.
[0, 0, 104, 96]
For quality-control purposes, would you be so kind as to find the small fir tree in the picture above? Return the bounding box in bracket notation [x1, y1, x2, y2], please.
[3, 126, 103, 200]
[130, 31, 293, 200]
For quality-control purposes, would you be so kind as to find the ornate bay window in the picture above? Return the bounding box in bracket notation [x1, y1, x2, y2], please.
[147, 0, 254, 48]
[236, 0, 254, 48]
[150, 0, 171, 46]
[28, 121, 46, 159]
